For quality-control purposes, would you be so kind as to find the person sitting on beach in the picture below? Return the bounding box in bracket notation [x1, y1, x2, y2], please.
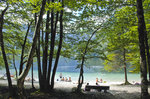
[3, 73, 14, 78]
[61, 77, 64, 81]
[10, 75, 14, 77]
[84, 83, 89, 91]
[100, 78, 103, 83]
[65, 77, 68, 81]
[96, 78, 99, 83]
[68, 77, 72, 82]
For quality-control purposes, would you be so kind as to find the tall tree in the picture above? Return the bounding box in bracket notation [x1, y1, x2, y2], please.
[0, 3, 14, 96]
[50, 0, 64, 89]
[47, 0, 55, 90]
[42, 0, 50, 91]
[17, 0, 46, 97]
[76, 26, 101, 91]
[136, 0, 149, 98]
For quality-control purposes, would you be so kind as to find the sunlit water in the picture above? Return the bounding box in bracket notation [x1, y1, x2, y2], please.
[0, 68, 141, 85]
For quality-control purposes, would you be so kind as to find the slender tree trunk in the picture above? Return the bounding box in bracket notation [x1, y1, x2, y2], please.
[0, 4, 14, 96]
[34, 12, 42, 90]
[50, 3, 63, 89]
[34, 13, 43, 90]
[77, 25, 100, 91]
[17, 0, 46, 97]
[136, 0, 149, 98]
[41, 21, 44, 49]
[41, 0, 50, 91]
[77, 56, 84, 92]
[36, 46, 42, 90]
[13, 54, 18, 79]
[144, 32, 150, 82]
[123, 48, 129, 85]
[47, 11, 59, 88]
[31, 59, 35, 89]
[40, 19, 48, 92]
[19, 22, 32, 75]
[47, 0, 55, 88]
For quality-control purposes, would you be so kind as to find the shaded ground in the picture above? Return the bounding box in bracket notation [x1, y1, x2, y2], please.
[0, 85, 118, 99]
[1, 82, 150, 99]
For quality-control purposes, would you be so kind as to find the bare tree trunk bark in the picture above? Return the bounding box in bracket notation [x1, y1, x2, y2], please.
[136, 0, 149, 98]
[47, 11, 59, 89]
[42, 0, 50, 91]
[36, 45, 42, 90]
[123, 48, 129, 85]
[40, 19, 47, 92]
[77, 57, 84, 92]
[47, 0, 55, 88]
[144, 32, 150, 82]
[34, 12, 42, 90]
[31, 59, 35, 89]
[50, 2, 63, 89]
[13, 54, 18, 79]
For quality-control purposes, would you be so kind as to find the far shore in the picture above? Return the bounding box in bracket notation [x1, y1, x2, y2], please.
[0, 79, 150, 99]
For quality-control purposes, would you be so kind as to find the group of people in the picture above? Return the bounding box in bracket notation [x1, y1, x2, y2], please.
[1, 73, 14, 79]
[60, 77, 72, 82]
[59, 73, 72, 82]
[96, 78, 103, 83]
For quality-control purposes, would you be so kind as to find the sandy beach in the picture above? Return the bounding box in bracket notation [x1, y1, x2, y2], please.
[0, 79, 150, 99]
[54, 82, 150, 99]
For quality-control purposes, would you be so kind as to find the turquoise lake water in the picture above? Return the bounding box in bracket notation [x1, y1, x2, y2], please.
[0, 68, 141, 84]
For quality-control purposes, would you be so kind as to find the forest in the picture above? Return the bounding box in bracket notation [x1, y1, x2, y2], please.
[0, 0, 150, 99]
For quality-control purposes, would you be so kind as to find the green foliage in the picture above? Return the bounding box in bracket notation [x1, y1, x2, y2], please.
[0, 55, 5, 69]
[0, 0, 149, 74]
[101, 5, 140, 73]
[127, 52, 140, 73]
[46, 2, 62, 12]
[104, 52, 123, 72]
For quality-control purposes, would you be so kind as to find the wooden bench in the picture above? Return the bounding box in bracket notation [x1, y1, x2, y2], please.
[85, 85, 110, 92]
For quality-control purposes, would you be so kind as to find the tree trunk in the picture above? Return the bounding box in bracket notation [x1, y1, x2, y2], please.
[40, 19, 48, 92]
[76, 26, 100, 92]
[34, 12, 43, 90]
[123, 48, 129, 85]
[36, 46, 42, 90]
[50, 4, 63, 89]
[17, 0, 46, 97]
[31, 59, 35, 89]
[136, 0, 149, 98]
[47, 11, 59, 89]
[19, 22, 32, 75]
[47, 0, 55, 88]
[40, 0, 50, 91]
[0, 4, 14, 96]
[13, 54, 18, 79]
[77, 56, 84, 92]
[144, 32, 150, 82]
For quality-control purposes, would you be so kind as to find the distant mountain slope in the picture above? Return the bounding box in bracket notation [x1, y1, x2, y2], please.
[8, 57, 104, 72]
